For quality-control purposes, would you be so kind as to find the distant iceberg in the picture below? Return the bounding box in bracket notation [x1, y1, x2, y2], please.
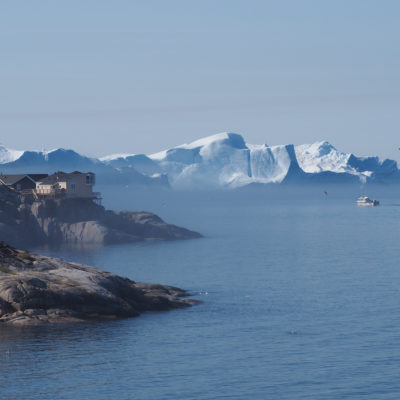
[144, 132, 400, 187]
[1, 132, 399, 188]
[0, 145, 24, 164]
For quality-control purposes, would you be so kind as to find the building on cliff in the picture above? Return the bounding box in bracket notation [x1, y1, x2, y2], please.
[0, 174, 49, 191]
[0, 171, 101, 203]
[36, 171, 101, 202]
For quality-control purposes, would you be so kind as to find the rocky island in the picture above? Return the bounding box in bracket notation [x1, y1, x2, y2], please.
[0, 184, 201, 247]
[0, 242, 197, 326]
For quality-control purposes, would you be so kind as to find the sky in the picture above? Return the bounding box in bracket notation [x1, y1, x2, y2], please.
[1, 0, 399, 160]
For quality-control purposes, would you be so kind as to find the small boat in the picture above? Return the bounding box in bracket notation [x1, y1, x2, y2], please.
[356, 196, 380, 206]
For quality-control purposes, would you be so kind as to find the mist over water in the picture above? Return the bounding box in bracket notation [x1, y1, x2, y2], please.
[2, 185, 400, 399]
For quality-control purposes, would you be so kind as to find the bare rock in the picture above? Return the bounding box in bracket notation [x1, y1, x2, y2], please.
[0, 187, 201, 246]
[0, 242, 198, 326]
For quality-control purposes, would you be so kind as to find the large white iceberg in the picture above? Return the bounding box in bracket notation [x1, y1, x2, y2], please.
[0, 132, 399, 188]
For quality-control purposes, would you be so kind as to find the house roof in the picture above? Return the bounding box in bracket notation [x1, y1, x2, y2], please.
[37, 171, 94, 185]
[0, 175, 26, 185]
[0, 174, 48, 185]
[26, 174, 49, 182]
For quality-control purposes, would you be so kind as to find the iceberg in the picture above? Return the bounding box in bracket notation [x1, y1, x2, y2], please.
[0, 145, 24, 164]
[1, 132, 399, 188]
[149, 133, 250, 188]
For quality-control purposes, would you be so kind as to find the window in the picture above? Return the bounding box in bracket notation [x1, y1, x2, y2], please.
[16, 184, 21, 191]
[86, 174, 95, 185]
[70, 183, 76, 192]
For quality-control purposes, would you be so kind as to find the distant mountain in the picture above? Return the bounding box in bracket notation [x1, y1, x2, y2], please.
[1, 133, 399, 188]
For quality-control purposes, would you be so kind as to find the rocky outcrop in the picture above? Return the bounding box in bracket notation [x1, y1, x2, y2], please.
[0, 186, 201, 246]
[0, 242, 197, 326]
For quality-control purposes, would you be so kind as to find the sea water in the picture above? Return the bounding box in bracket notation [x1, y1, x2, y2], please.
[1, 187, 400, 399]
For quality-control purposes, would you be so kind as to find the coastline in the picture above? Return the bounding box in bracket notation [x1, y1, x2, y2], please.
[0, 242, 199, 326]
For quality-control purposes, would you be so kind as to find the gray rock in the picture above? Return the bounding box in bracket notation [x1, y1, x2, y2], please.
[0, 242, 198, 326]
[0, 187, 201, 246]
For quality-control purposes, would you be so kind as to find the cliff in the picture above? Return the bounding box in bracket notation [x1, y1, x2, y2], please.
[0, 242, 197, 326]
[0, 186, 201, 246]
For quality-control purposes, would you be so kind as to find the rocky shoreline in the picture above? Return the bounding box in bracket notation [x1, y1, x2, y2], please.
[0, 242, 198, 326]
[0, 185, 201, 247]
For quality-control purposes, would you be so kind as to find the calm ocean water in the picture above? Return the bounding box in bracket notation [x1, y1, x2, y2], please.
[2, 187, 400, 399]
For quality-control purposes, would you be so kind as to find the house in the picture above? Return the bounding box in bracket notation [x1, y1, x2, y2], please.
[0, 174, 49, 191]
[36, 171, 97, 199]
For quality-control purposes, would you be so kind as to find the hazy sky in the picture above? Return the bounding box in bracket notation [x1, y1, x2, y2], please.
[1, 0, 399, 160]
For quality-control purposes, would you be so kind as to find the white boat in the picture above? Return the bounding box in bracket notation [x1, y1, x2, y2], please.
[356, 196, 379, 206]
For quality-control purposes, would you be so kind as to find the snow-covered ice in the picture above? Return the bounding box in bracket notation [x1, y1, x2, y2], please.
[0, 145, 24, 164]
[0, 133, 398, 188]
